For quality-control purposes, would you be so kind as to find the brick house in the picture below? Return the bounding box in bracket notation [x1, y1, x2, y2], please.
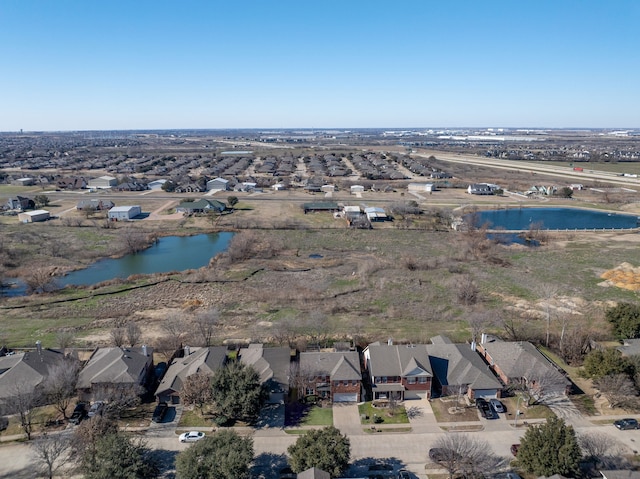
[298, 351, 362, 402]
[476, 334, 570, 398]
[362, 343, 433, 400]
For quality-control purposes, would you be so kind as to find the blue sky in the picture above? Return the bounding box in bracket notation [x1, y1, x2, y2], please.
[1, 1, 638, 131]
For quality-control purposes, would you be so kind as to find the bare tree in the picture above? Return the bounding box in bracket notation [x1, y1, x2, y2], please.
[430, 433, 502, 479]
[71, 414, 118, 462]
[161, 312, 187, 352]
[289, 362, 318, 400]
[110, 327, 126, 347]
[92, 383, 145, 418]
[120, 227, 148, 254]
[55, 330, 75, 352]
[271, 317, 299, 348]
[467, 309, 495, 343]
[125, 322, 142, 347]
[22, 266, 58, 294]
[303, 311, 331, 348]
[42, 359, 80, 419]
[227, 231, 256, 262]
[594, 374, 638, 409]
[579, 431, 627, 469]
[192, 308, 219, 347]
[5, 381, 39, 440]
[525, 369, 569, 406]
[181, 372, 213, 413]
[31, 432, 71, 479]
[455, 274, 480, 307]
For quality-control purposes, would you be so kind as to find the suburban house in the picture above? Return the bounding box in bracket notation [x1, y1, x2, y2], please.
[238, 344, 291, 404]
[147, 179, 167, 190]
[363, 343, 433, 400]
[428, 335, 502, 400]
[298, 350, 362, 402]
[408, 183, 435, 193]
[302, 202, 340, 214]
[76, 199, 115, 211]
[18, 209, 50, 223]
[467, 183, 495, 195]
[7, 196, 34, 211]
[0, 342, 71, 403]
[175, 199, 226, 215]
[206, 177, 229, 191]
[77, 346, 154, 402]
[321, 184, 336, 193]
[88, 175, 118, 189]
[155, 346, 227, 404]
[108, 205, 142, 221]
[476, 335, 571, 398]
[350, 185, 365, 194]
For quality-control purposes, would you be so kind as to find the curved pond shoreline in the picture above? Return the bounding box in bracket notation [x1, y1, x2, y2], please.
[466, 207, 640, 231]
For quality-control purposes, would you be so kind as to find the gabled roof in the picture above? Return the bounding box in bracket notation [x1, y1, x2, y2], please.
[0, 348, 67, 400]
[299, 351, 361, 381]
[298, 467, 331, 479]
[77, 346, 153, 389]
[428, 343, 501, 390]
[238, 344, 290, 391]
[365, 344, 433, 378]
[155, 346, 227, 397]
[177, 199, 226, 211]
[480, 340, 569, 385]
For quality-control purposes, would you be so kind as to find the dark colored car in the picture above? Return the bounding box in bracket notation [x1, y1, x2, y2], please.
[614, 418, 639, 430]
[398, 469, 411, 479]
[152, 402, 169, 423]
[510, 444, 520, 456]
[69, 403, 87, 425]
[476, 398, 497, 419]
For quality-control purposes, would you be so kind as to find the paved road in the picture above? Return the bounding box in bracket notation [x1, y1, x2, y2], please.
[2, 402, 640, 479]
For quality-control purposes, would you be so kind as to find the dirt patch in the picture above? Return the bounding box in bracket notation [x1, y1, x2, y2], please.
[600, 262, 640, 291]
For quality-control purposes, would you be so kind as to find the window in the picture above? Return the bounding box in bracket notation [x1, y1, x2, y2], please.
[407, 377, 416, 385]
[418, 377, 428, 384]
[380, 376, 387, 383]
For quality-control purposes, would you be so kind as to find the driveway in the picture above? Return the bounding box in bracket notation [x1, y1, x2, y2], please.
[405, 398, 439, 433]
[332, 403, 362, 435]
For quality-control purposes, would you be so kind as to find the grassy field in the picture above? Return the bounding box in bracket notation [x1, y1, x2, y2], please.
[358, 402, 409, 425]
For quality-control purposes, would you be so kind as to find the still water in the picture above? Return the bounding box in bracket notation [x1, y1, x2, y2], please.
[1, 232, 233, 296]
[61, 232, 234, 286]
[469, 208, 640, 231]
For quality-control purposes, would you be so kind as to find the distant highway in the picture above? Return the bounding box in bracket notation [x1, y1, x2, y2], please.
[415, 150, 640, 188]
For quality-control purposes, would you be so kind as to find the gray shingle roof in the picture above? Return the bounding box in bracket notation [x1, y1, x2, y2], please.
[238, 344, 290, 392]
[299, 351, 361, 381]
[366, 344, 432, 378]
[155, 346, 227, 397]
[78, 346, 153, 389]
[0, 348, 67, 400]
[428, 343, 502, 390]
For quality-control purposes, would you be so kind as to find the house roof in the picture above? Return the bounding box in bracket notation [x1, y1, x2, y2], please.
[208, 177, 229, 184]
[238, 344, 290, 392]
[77, 346, 153, 389]
[155, 346, 227, 397]
[177, 199, 226, 211]
[0, 348, 67, 400]
[480, 340, 569, 385]
[600, 471, 640, 479]
[617, 338, 640, 357]
[298, 467, 331, 479]
[365, 344, 432, 378]
[299, 351, 361, 381]
[428, 343, 502, 390]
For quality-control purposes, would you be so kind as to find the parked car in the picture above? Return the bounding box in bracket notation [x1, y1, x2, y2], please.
[510, 444, 520, 456]
[278, 466, 296, 479]
[490, 398, 505, 413]
[476, 398, 497, 419]
[398, 469, 411, 479]
[179, 431, 206, 443]
[69, 403, 87, 425]
[152, 402, 169, 423]
[614, 418, 639, 430]
[87, 401, 104, 418]
[429, 448, 447, 463]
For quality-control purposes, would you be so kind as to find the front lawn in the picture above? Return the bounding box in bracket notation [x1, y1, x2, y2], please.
[358, 402, 409, 425]
[177, 409, 215, 428]
[430, 397, 479, 423]
[285, 402, 333, 427]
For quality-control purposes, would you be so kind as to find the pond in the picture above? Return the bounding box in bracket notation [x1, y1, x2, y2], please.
[1, 232, 234, 296]
[468, 207, 640, 231]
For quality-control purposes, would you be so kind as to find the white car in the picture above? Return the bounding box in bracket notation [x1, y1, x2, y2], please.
[179, 431, 206, 443]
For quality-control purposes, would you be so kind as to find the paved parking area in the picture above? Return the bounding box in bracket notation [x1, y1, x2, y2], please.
[332, 403, 362, 435]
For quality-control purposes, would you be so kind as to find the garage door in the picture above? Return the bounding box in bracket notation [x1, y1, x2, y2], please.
[474, 389, 498, 400]
[333, 393, 358, 403]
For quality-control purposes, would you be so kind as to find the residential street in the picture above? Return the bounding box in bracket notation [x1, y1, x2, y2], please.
[2, 400, 639, 479]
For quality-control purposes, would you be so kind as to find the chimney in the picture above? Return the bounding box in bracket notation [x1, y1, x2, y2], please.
[184, 345, 190, 356]
[142, 344, 148, 357]
[36, 340, 42, 355]
[480, 333, 487, 345]
[387, 338, 393, 346]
